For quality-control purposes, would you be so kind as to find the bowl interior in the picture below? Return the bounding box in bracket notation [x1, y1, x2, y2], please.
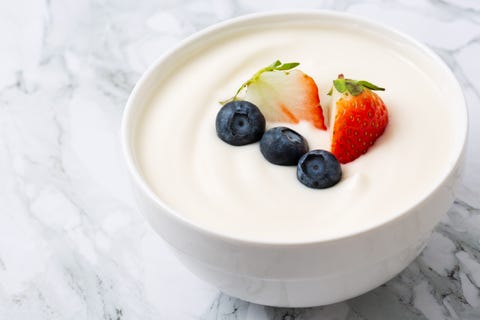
[122, 11, 467, 245]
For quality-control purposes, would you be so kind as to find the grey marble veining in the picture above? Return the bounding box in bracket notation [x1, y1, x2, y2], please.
[0, 0, 479, 319]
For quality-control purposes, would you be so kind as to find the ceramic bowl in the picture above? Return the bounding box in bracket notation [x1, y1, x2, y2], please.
[121, 11, 467, 307]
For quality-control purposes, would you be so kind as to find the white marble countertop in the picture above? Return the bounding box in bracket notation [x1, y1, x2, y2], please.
[1, 0, 479, 319]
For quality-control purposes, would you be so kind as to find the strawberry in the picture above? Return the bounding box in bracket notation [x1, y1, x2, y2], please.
[222, 60, 326, 130]
[329, 75, 388, 164]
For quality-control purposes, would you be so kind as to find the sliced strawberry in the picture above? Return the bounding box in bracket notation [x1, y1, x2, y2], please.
[223, 60, 326, 130]
[330, 75, 388, 164]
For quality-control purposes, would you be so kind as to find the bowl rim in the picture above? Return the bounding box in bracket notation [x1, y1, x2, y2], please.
[121, 10, 468, 247]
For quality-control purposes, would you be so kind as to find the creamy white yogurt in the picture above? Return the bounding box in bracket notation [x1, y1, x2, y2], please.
[135, 24, 459, 242]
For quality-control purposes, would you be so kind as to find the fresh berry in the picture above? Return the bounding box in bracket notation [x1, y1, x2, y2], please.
[297, 150, 342, 189]
[260, 127, 309, 165]
[216, 100, 266, 146]
[222, 60, 326, 130]
[329, 75, 388, 164]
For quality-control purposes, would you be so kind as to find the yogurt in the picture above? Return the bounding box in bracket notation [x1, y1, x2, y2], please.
[135, 24, 459, 242]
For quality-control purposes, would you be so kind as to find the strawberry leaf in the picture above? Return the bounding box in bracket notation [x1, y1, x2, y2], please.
[276, 62, 300, 70]
[333, 79, 347, 93]
[333, 75, 385, 97]
[358, 80, 385, 91]
[271, 60, 282, 68]
[345, 79, 363, 96]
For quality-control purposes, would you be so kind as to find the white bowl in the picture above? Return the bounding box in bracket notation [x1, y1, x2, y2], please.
[121, 11, 467, 307]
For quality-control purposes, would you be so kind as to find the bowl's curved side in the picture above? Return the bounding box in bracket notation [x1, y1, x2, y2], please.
[130, 151, 464, 306]
[121, 11, 468, 307]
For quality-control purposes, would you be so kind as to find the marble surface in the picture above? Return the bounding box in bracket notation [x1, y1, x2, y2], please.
[0, 0, 479, 319]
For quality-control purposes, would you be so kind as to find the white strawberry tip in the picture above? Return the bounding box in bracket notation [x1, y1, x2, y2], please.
[222, 60, 326, 130]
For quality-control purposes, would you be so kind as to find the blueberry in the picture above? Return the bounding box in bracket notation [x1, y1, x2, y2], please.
[260, 127, 309, 165]
[297, 150, 342, 189]
[216, 100, 266, 146]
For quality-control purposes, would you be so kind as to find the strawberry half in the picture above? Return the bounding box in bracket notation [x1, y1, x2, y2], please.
[329, 75, 388, 164]
[223, 60, 326, 130]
